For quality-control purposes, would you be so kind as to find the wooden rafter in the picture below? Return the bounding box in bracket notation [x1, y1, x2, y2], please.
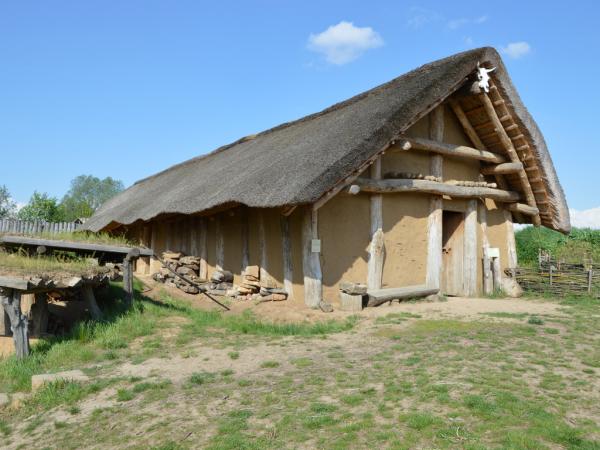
[479, 93, 542, 226]
[399, 137, 506, 163]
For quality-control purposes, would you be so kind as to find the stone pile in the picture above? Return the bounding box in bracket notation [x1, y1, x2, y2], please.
[151, 252, 289, 302]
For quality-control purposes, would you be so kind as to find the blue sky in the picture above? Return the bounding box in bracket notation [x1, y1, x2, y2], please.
[1, 1, 599, 224]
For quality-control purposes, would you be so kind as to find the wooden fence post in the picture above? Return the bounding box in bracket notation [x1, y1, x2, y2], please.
[0, 288, 29, 358]
[123, 248, 140, 307]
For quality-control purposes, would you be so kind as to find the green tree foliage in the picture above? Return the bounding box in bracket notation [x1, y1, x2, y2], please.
[17, 191, 65, 222]
[60, 175, 124, 221]
[0, 185, 16, 219]
[516, 226, 600, 266]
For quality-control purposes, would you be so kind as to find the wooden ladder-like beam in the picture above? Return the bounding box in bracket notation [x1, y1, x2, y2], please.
[479, 93, 542, 226]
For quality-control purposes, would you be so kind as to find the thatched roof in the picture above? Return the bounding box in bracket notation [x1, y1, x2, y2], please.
[85, 47, 570, 233]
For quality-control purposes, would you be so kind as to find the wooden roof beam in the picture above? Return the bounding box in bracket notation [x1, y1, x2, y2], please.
[352, 178, 521, 202]
[399, 137, 506, 164]
[481, 162, 523, 175]
[479, 93, 542, 226]
[506, 202, 540, 217]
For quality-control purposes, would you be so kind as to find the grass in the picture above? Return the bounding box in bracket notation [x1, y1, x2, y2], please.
[2, 282, 600, 449]
[0, 251, 101, 276]
[3, 230, 138, 247]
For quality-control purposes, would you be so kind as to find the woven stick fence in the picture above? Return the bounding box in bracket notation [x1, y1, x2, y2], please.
[512, 250, 600, 297]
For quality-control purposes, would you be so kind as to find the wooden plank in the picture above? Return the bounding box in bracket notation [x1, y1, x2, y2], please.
[481, 162, 523, 175]
[280, 215, 294, 299]
[355, 178, 521, 202]
[367, 157, 384, 290]
[302, 208, 322, 308]
[400, 137, 506, 164]
[0, 235, 152, 256]
[0, 276, 31, 290]
[463, 199, 478, 296]
[367, 285, 438, 307]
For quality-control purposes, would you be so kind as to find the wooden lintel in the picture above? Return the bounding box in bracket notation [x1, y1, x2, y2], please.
[481, 162, 523, 175]
[355, 178, 521, 202]
[399, 137, 506, 164]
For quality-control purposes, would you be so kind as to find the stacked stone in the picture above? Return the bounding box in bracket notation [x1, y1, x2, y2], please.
[152, 251, 205, 294]
[207, 270, 234, 295]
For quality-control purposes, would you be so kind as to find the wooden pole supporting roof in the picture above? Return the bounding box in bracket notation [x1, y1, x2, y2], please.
[479, 93, 542, 226]
[506, 202, 540, 217]
[354, 178, 521, 202]
[481, 162, 523, 175]
[399, 137, 506, 164]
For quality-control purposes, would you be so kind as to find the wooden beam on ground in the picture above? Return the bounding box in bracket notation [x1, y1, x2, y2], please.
[479, 94, 541, 226]
[399, 137, 506, 164]
[355, 178, 521, 202]
[506, 202, 540, 217]
[367, 285, 439, 307]
[426, 106, 444, 290]
[280, 215, 294, 300]
[481, 162, 523, 175]
[302, 208, 322, 309]
[463, 199, 478, 296]
[367, 157, 384, 290]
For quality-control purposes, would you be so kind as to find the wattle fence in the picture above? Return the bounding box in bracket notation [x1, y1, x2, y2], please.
[0, 219, 81, 235]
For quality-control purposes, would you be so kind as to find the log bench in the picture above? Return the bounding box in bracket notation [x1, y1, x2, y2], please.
[366, 285, 439, 307]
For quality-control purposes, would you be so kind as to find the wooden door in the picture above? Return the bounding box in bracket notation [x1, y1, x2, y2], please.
[442, 211, 465, 296]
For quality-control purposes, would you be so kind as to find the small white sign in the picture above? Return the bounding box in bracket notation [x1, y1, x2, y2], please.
[488, 247, 500, 258]
[311, 239, 321, 253]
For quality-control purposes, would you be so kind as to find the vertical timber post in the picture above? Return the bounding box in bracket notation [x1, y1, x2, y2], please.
[302, 207, 322, 308]
[123, 249, 140, 307]
[215, 215, 224, 271]
[479, 201, 493, 295]
[241, 208, 250, 276]
[464, 199, 478, 296]
[503, 209, 518, 269]
[426, 106, 444, 290]
[281, 215, 294, 300]
[258, 211, 271, 287]
[367, 157, 384, 290]
[0, 288, 30, 358]
[199, 218, 208, 281]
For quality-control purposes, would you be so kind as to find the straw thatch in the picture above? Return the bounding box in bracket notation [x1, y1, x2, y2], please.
[85, 47, 570, 233]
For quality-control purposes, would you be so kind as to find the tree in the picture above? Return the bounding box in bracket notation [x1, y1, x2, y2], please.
[0, 185, 16, 219]
[18, 191, 64, 222]
[60, 175, 124, 222]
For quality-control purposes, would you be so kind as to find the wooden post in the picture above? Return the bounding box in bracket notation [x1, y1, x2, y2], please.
[367, 157, 384, 289]
[82, 285, 103, 321]
[281, 215, 294, 299]
[426, 106, 444, 289]
[149, 222, 161, 273]
[31, 292, 49, 336]
[492, 256, 502, 292]
[302, 208, 322, 308]
[241, 209, 250, 276]
[478, 202, 493, 295]
[588, 269, 593, 294]
[199, 218, 208, 281]
[215, 216, 224, 271]
[464, 199, 478, 296]
[258, 211, 271, 287]
[0, 288, 29, 358]
[503, 209, 518, 269]
[123, 248, 140, 307]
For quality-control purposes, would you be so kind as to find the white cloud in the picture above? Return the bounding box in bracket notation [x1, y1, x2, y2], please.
[570, 207, 600, 229]
[501, 41, 531, 59]
[407, 7, 443, 29]
[308, 21, 383, 65]
[447, 15, 488, 30]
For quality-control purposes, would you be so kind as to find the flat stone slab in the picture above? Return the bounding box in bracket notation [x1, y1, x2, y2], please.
[31, 369, 89, 391]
